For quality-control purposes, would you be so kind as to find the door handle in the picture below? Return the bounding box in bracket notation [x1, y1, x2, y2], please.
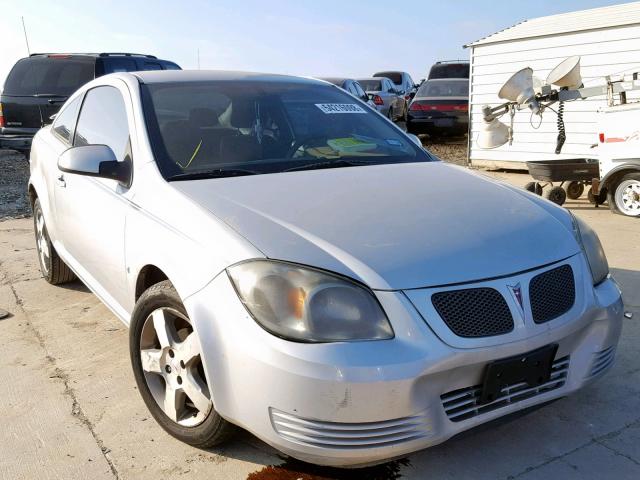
[56, 174, 66, 188]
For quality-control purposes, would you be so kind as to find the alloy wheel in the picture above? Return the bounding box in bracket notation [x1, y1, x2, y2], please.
[615, 179, 640, 216]
[139, 308, 212, 426]
[35, 208, 50, 275]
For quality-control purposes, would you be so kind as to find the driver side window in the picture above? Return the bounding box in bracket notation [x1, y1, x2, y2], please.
[74, 86, 130, 162]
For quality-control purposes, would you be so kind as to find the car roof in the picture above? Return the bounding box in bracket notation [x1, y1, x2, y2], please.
[423, 78, 468, 83]
[319, 77, 350, 85]
[132, 70, 328, 85]
[28, 52, 161, 59]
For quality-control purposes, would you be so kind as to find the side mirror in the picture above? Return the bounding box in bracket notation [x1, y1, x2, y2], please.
[406, 133, 422, 147]
[361, 94, 369, 103]
[58, 145, 132, 187]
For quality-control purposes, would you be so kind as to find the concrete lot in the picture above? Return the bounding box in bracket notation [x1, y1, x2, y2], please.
[0, 171, 638, 480]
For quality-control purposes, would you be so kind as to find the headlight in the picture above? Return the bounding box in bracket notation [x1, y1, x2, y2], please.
[570, 213, 609, 285]
[227, 260, 393, 342]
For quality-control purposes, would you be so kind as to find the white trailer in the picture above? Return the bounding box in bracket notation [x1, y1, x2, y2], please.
[466, 2, 640, 170]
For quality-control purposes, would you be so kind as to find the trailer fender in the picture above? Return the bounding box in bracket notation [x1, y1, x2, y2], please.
[599, 162, 640, 193]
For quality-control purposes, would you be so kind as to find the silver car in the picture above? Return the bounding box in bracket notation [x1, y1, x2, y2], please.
[28, 70, 622, 467]
[357, 77, 405, 121]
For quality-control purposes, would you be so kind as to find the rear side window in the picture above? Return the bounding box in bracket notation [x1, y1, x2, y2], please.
[74, 86, 130, 161]
[162, 62, 181, 70]
[103, 58, 138, 73]
[3, 57, 95, 96]
[143, 62, 163, 71]
[52, 96, 83, 143]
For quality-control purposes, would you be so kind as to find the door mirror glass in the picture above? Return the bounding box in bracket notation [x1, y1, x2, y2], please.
[58, 145, 131, 186]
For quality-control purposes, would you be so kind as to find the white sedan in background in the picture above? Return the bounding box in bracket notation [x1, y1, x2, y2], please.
[28, 70, 623, 467]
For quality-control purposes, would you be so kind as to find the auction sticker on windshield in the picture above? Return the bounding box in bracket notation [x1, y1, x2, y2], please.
[315, 103, 366, 114]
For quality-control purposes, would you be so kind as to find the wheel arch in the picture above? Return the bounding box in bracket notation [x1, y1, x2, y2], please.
[602, 163, 640, 191]
[135, 264, 171, 301]
[27, 183, 38, 207]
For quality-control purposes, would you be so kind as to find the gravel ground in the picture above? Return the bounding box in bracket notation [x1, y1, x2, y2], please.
[0, 150, 31, 220]
[422, 138, 468, 166]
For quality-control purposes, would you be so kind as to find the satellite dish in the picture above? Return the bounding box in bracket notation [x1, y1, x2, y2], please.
[477, 118, 510, 149]
[498, 67, 536, 105]
[547, 56, 582, 88]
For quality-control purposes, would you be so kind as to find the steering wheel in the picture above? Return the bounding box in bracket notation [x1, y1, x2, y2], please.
[286, 136, 328, 158]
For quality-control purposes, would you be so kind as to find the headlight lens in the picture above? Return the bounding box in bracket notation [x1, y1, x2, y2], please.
[571, 213, 609, 285]
[227, 260, 393, 342]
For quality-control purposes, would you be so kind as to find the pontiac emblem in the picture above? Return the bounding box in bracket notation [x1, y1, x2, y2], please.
[508, 283, 525, 313]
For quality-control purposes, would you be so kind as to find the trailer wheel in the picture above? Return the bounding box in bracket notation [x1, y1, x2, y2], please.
[565, 181, 584, 200]
[545, 186, 567, 206]
[588, 187, 607, 206]
[608, 173, 640, 217]
[524, 182, 543, 195]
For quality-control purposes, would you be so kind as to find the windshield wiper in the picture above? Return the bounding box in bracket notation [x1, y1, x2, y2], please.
[284, 158, 377, 172]
[167, 168, 259, 181]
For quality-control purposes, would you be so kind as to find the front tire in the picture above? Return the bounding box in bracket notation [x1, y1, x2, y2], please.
[608, 173, 640, 217]
[129, 280, 236, 448]
[33, 198, 76, 284]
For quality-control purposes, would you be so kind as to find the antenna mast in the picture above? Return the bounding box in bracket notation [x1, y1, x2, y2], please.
[21, 16, 31, 55]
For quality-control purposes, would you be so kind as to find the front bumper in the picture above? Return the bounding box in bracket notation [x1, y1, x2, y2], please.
[185, 258, 623, 467]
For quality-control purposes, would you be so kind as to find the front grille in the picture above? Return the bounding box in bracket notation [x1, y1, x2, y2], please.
[441, 355, 569, 422]
[530, 264, 575, 324]
[270, 409, 431, 449]
[585, 346, 616, 380]
[431, 288, 514, 337]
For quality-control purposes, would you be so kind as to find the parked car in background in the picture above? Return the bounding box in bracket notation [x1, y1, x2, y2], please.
[318, 77, 374, 107]
[28, 69, 622, 467]
[373, 71, 417, 113]
[406, 78, 469, 136]
[0, 53, 180, 157]
[428, 60, 470, 80]
[357, 77, 404, 121]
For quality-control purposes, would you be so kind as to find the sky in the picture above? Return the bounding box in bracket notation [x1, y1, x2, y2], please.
[0, 0, 631, 88]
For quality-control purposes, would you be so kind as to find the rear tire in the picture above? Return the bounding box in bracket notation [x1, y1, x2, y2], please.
[608, 173, 640, 217]
[33, 198, 76, 285]
[545, 186, 567, 206]
[130, 281, 236, 448]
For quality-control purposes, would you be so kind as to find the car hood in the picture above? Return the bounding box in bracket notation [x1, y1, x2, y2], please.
[172, 162, 580, 290]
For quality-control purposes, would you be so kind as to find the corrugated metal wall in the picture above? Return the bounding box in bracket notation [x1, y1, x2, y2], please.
[469, 24, 640, 167]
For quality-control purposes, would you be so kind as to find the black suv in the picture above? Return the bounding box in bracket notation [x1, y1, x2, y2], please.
[0, 53, 180, 156]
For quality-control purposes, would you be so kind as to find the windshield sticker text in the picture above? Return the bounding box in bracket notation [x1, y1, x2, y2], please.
[315, 103, 366, 114]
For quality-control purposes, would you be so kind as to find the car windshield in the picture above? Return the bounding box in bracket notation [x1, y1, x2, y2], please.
[141, 81, 432, 180]
[357, 80, 382, 92]
[417, 80, 468, 97]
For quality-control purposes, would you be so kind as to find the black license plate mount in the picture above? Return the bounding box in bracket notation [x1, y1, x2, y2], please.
[480, 344, 558, 405]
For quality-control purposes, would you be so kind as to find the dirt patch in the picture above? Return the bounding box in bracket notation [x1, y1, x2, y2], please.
[0, 150, 31, 220]
[246, 457, 409, 480]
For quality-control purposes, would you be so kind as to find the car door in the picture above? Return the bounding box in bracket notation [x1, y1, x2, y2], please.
[41, 95, 83, 238]
[384, 79, 399, 118]
[54, 83, 134, 309]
